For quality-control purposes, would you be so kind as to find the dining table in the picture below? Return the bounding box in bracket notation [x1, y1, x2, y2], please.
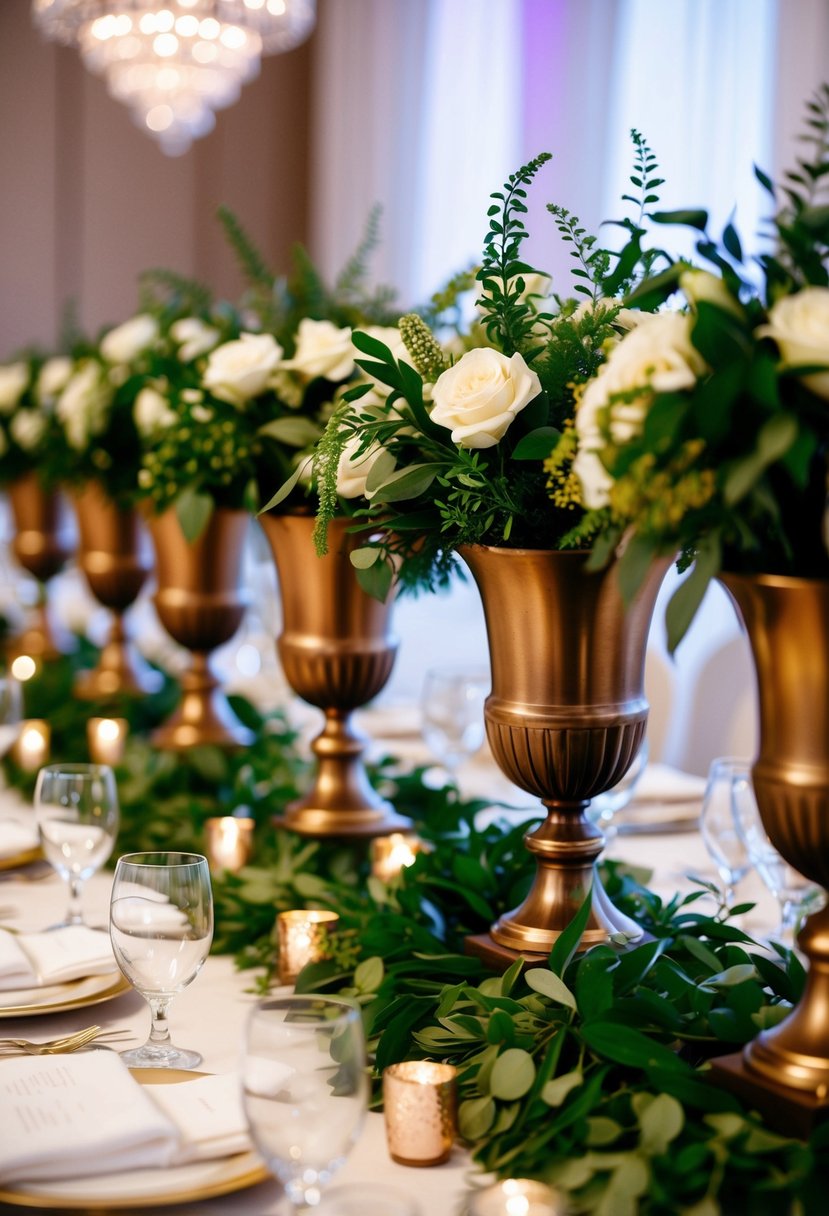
[0, 718, 780, 1216]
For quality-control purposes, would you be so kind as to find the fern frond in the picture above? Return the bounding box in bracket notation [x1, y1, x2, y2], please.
[335, 203, 383, 296]
[139, 268, 213, 317]
[216, 206, 275, 291]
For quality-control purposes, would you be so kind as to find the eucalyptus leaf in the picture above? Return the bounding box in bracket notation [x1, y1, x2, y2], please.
[541, 1069, 582, 1107]
[489, 1048, 537, 1100]
[174, 486, 213, 543]
[458, 1095, 496, 1141]
[525, 967, 577, 1012]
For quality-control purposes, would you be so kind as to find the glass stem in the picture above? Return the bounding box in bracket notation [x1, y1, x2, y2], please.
[148, 998, 173, 1046]
[66, 878, 84, 925]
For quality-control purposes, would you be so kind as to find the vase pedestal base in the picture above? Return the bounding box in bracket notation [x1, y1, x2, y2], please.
[465, 933, 543, 972]
[151, 662, 254, 752]
[273, 805, 412, 840]
[74, 632, 163, 701]
[708, 1051, 829, 1140]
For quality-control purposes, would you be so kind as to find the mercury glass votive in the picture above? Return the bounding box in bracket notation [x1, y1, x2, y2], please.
[277, 909, 339, 985]
[205, 816, 255, 874]
[87, 717, 128, 766]
[468, 1178, 566, 1215]
[382, 1060, 458, 1166]
[370, 832, 424, 882]
[13, 719, 50, 772]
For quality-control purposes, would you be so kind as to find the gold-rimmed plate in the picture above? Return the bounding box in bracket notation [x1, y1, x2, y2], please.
[0, 845, 42, 872]
[0, 1069, 272, 1210]
[0, 971, 131, 1017]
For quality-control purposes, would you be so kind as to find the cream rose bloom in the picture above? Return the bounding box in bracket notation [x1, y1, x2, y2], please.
[336, 436, 389, 499]
[100, 314, 159, 365]
[36, 356, 73, 404]
[430, 348, 541, 449]
[680, 269, 743, 317]
[760, 287, 829, 400]
[283, 318, 355, 381]
[574, 311, 707, 509]
[10, 409, 46, 451]
[134, 385, 177, 436]
[0, 362, 30, 413]
[56, 361, 113, 450]
[202, 332, 283, 406]
[170, 317, 220, 362]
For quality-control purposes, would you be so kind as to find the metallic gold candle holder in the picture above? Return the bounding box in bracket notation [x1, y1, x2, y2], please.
[277, 909, 339, 985]
[12, 719, 50, 772]
[468, 1178, 566, 1215]
[370, 832, 424, 882]
[87, 717, 128, 766]
[382, 1060, 458, 1167]
[205, 816, 255, 874]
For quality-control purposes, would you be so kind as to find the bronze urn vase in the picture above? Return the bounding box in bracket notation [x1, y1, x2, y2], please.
[460, 545, 667, 965]
[259, 512, 410, 838]
[6, 471, 74, 661]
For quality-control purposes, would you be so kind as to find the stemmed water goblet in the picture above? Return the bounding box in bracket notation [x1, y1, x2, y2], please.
[109, 851, 213, 1069]
[0, 674, 22, 758]
[420, 666, 489, 782]
[241, 995, 368, 1212]
[699, 756, 753, 908]
[34, 762, 120, 926]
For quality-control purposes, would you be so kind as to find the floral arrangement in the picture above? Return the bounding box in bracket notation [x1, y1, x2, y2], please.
[306, 139, 667, 600]
[567, 84, 829, 650]
[0, 349, 73, 488]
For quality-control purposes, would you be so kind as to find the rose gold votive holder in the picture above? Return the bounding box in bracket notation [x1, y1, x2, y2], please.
[13, 719, 50, 772]
[205, 816, 255, 874]
[370, 832, 423, 882]
[87, 717, 128, 766]
[382, 1060, 458, 1166]
[277, 909, 339, 985]
[468, 1177, 566, 1215]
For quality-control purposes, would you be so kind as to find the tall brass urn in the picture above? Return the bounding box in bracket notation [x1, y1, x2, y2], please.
[146, 506, 254, 751]
[260, 512, 410, 838]
[72, 482, 161, 699]
[6, 472, 74, 661]
[715, 572, 829, 1130]
[461, 545, 667, 964]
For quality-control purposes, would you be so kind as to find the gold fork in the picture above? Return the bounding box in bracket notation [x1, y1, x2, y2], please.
[0, 1025, 133, 1056]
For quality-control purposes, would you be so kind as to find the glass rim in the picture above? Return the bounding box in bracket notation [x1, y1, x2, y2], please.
[114, 851, 209, 868]
[251, 993, 361, 1020]
[36, 761, 115, 778]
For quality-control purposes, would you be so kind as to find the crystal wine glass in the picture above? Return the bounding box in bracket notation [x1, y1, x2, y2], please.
[34, 762, 120, 926]
[0, 674, 22, 758]
[699, 756, 753, 907]
[110, 851, 213, 1070]
[730, 769, 822, 944]
[420, 666, 489, 781]
[242, 995, 368, 1212]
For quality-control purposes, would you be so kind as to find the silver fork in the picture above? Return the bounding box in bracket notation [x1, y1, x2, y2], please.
[0, 1025, 133, 1056]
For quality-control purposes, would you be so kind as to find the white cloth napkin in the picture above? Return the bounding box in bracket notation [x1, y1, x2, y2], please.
[0, 815, 39, 861]
[0, 1052, 251, 1184]
[0, 926, 116, 991]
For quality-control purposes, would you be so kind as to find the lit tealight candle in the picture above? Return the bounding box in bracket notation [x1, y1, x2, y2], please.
[205, 816, 255, 874]
[382, 1060, 458, 1167]
[468, 1178, 566, 1216]
[13, 719, 50, 772]
[277, 909, 339, 985]
[87, 717, 128, 766]
[371, 832, 424, 882]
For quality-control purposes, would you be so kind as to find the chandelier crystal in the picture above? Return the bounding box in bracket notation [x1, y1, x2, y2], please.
[32, 1, 316, 156]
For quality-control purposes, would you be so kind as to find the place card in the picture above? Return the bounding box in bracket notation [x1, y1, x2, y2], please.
[382, 1060, 457, 1166]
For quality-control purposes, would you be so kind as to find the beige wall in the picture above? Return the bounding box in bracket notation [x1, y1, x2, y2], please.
[0, 0, 313, 355]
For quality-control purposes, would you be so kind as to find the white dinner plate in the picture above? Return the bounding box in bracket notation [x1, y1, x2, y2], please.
[0, 970, 131, 1017]
[0, 1069, 271, 1210]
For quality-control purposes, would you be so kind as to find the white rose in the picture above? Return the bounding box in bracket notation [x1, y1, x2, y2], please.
[680, 269, 743, 318]
[202, 332, 283, 406]
[0, 362, 29, 413]
[170, 317, 220, 362]
[760, 287, 829, 400]
[100, 314, 160, 364]
[430, 348, 542, 449]
[283, 318, 355, 381]
[574, 311, 706, 508]
[36, 356, 73, 404]
[134, 385, 177, 436]
[56, 361, 113, 450]
[571, 298, 644, 332]
[336, 436, 389, 499]
[9, 409, 46, 451]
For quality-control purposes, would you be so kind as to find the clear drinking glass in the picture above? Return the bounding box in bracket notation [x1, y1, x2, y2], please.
[731, 770, 822, 944]
[110, 851, 213, 1070]
[420, 666, 489, 780]
[34, 762, 120, 926]
[242, 995, 368, 1212]
[699, 756, 753, 906]
[0, 674, 22, 757]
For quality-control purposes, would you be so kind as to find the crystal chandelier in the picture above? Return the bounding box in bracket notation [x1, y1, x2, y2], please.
[32, 1, 316, 156]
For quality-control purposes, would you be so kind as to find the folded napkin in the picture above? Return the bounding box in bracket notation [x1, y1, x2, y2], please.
[0, 926, 116, 991]
[630, 763, 707, 805]
[0, 1052, 251, 1184]
[0, 816, 39, 861]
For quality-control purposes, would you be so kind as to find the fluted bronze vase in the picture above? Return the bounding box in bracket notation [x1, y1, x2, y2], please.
[260, 512, 410, 838]
[6, 472, 74, 661]
[460, 545, 667, 963]
[146, 506, 254, 750]
[713, 572, 829, 1130]
[72, 482, 161, 699]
